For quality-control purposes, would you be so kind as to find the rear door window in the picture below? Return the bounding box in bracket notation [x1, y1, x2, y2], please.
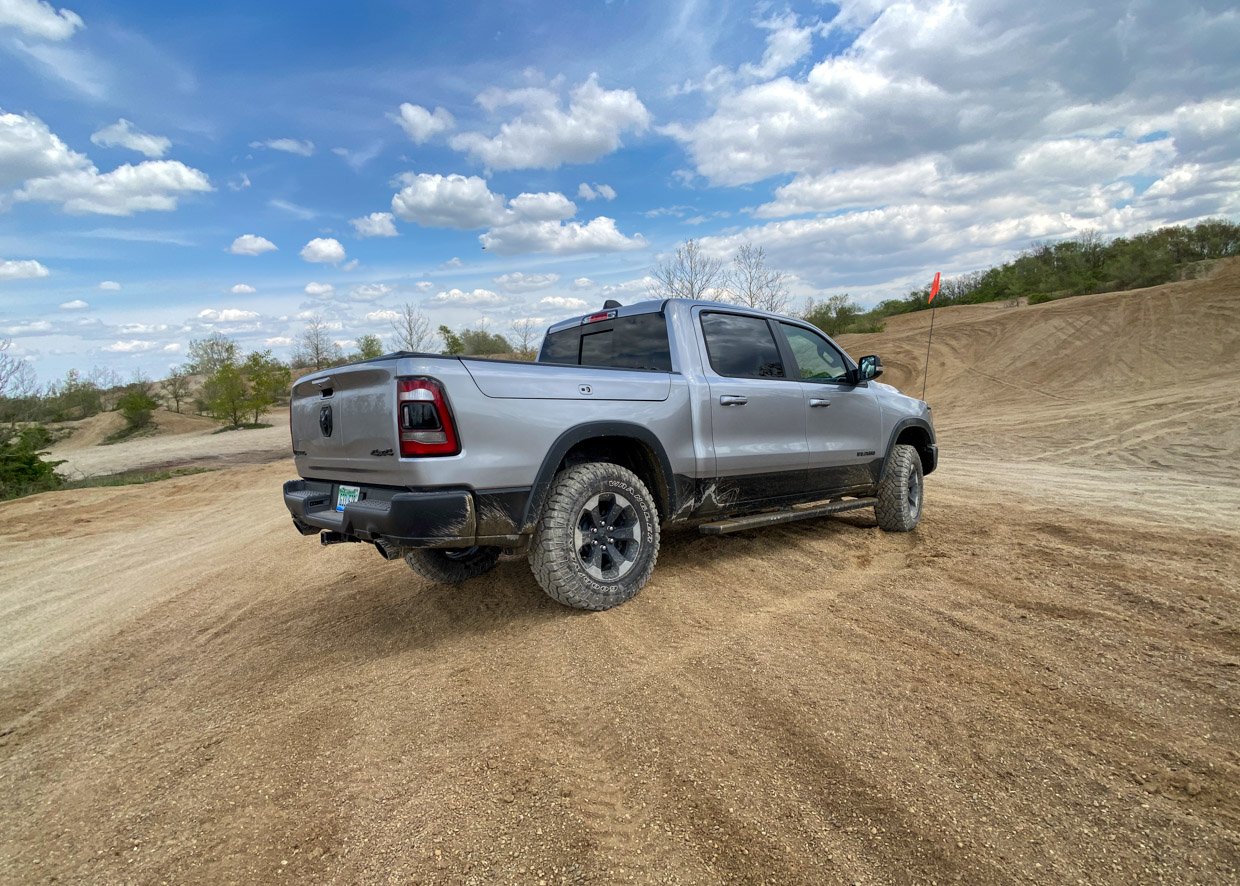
[540, 313, 672, 371]
[700, 313, 786, 379]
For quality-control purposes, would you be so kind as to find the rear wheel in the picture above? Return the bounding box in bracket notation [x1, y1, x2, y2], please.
[529, 463, 660, 610]
[404, 546, 501, 584]
[875, 443, 924, 532]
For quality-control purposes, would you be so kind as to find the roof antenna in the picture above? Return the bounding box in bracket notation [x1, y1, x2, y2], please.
[603, 299, 622, 309]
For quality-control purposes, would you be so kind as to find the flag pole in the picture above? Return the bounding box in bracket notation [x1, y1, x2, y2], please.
[920, 271, 940, 401]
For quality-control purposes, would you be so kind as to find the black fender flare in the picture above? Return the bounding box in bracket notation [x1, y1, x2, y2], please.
[521, 422, 678, 529]
[878, 417, 938, 481]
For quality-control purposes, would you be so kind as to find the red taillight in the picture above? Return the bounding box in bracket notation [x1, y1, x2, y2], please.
[396, 378, 459, 457]
[582, 310, 617, 324]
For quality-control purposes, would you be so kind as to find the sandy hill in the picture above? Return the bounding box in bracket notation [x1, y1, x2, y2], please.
[838, 257, 1240, 484]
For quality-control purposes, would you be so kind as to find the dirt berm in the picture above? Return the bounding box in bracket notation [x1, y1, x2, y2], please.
[2, 262, 1238, 884]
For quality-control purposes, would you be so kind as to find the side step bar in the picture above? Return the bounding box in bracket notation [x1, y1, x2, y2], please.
[698, 497, 877, 536]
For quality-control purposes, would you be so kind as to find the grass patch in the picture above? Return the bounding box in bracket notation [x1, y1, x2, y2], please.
[212, 422, 273, 434]
[100, 423, 160, 445]
[61, 466, 215, 491]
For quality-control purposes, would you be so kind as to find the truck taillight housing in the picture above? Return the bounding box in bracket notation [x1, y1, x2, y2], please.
[396, 378, 459, 457]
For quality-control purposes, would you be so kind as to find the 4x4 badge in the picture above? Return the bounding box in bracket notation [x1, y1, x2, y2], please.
[319, 404, 333, 437]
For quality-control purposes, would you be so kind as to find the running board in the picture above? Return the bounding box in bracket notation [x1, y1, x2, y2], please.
[698, 497, 877, 536]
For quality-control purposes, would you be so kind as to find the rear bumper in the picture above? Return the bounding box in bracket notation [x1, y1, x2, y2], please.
[283, 479, 528, 549]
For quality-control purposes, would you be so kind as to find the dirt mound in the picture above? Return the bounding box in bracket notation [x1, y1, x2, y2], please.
[839, 256, 1240, 482]
[49, 408, 290, 479]
[49, 411, 127, 450]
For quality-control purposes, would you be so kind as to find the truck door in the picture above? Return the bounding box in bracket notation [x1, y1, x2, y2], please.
[775, 321, 884, 494]
[695, 310, 810, 507]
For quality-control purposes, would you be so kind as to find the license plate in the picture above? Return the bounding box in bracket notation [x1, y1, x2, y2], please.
[335, 485, 361, 512]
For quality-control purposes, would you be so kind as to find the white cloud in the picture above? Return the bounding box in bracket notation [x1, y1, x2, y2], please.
[0, 0, 83, 40]
[304, 281, 334, 298]
[341, 258, 359, 272]
[265, 336, 294, 347]
[58, 298, 88, 310]
[99, 279, 120, 290]
[16, 160, 212, 215]
[230, 234, 277, 255]
[365, 309, 401, 323]
[90, 119, 170, 159]
[450, 74, 650, 170]
[572, 277, 594, 289]
[105, 340, 158, 353]
[0, 258, 50, 279]
[392, 103, 455, 143]
[198, 308, 259, 323]
[415, 281, 434, 291]
[230, 283, 255, 294]
[494, 271, 560, 292]
[538, 296, 588, 310]
[229, 172, 251, 191]
[430, 288, 507, 307]
[300, 237, 346, 264]
[1, 319, 52, 335]
[480, 216, 646, 256]
[741, 12, 820, 81]
[250, 138, 314, 156]
[508, 191, 576, 221]
[349, 283, 392, 302]
[350, 211, 398, 238]
[0, 110, 88, 188]
[391, 173, 506, 229]
[163, 343, 181, 352]
[577, 182, 616, 201]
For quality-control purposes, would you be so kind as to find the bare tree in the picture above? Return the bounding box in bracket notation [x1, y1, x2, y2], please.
[390, 303, 436, 352]
[728, 243, 790, 313]
[0, 339, 20, 398]
[293, 315, 343, 371]
[648, 238, 728, 300]
[509, 318, 542, 359]
[161, 365, 192, 413]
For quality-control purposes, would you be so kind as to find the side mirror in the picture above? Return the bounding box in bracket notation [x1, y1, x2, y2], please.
[858, 354, 883, 381]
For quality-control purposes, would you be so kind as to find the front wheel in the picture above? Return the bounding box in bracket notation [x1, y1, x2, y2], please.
[404, 546, 501, 584]
[875, 443, 924, 532]
[528, 463, 660, 610]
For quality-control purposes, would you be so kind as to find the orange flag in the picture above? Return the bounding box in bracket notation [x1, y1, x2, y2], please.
[928, 271, 941, 302]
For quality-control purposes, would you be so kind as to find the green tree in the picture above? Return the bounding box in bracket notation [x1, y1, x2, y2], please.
[202, 362, 248, 427]
[117, 384, 158, 431]
[354, 334, 384, 361]
[0, 425, 63, 500]
[188, 333, 239, 376]
[459, 327, 511, 355]
[242, 351, 290, 424]
[438, 325, 464, 355]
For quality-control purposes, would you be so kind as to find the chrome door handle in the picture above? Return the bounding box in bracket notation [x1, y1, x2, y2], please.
[808, 398, 831, 408]
[719, 395, 749, 406]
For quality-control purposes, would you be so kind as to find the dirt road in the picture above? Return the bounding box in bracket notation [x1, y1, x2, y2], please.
[2, 266, 1239, 883]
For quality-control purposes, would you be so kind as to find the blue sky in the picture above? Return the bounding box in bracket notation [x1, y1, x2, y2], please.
[1, 0, 1237, 382]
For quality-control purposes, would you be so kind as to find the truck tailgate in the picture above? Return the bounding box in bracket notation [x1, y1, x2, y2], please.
[290, 362, 398, 476]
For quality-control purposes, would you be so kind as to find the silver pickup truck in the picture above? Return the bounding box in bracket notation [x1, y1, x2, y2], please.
[283, 298, 937, 609]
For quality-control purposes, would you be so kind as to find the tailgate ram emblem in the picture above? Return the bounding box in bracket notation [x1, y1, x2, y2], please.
[319, 404, 333, 437]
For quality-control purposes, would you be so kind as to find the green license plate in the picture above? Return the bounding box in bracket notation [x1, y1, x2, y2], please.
[335, 485, 361, 512]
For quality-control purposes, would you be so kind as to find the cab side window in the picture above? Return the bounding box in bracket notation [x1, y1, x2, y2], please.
[700, 313, 786, 379]
[780, 323, 849, 383]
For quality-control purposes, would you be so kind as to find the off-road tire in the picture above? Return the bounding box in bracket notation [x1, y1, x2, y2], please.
[404, 546, 501, 584]
[875, 443, 924, 532]
[529, 463, 661, 610]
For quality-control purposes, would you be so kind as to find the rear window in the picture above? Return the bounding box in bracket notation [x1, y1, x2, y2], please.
[539, 313, 672, 371]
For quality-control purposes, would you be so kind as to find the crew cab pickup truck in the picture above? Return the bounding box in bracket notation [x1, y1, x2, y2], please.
[283, 299, 937, 610]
